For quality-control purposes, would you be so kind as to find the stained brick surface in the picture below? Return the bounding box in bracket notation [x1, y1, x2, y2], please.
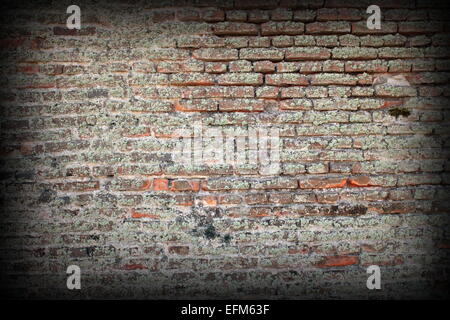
[0, 0, 449, 299]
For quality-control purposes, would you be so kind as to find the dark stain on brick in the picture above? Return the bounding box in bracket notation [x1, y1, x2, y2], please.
[87, 89, 109, 99]
[85, 246, 95, 257]
[204, 224, 218, 239]
[389, 107, 411, 118]
[330, 203, 368, 216]
[38, 189, 56, 203]
[223, 234, 231, 244]
[15, 170, 35, 181]
[58, 196, 71, 205]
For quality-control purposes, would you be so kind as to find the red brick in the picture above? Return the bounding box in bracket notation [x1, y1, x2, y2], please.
[176, 8, 200, 21]
[306, 22, 351, 34]
[201, 8, 225, 22]
[261, 22, 305, 35]
[153, 178, 169, 191]
[285, 47, 331, 60]
[266, 74, 309, 86]
[200, 195, 218, 206]
[299, 178, 348, 189]
[168, 246, 190, 255]
[122, 263, 148, 270]
[254, 61, 276, 73]
[58, 181, 100, 192]
[310, 73, 357, 86]
[240, 48, 284, 61]
[398, 22, 443, 35]
[317, 8, 361, 21]
[280, 98, 312, 110]
[219, 99, 265, 112]
[170, 180, 200, 192]
[175, 99, 218, 112]
[205, 62, 227, 73]
[345, 60, 388, 73]
[248, 10, 270, 23]
[249, 207, 272, 217]
[213, 22, 258, 36]
[316, 8, 339, 21]
[169, 74, 215, 86]
[174, 195, 194, 206]
[156, 61, 203, 73]
[316, 255, 359, 268]
[226, 10, 247, 22]
[217, 73, 264, 85]
[131, 209, 160, 219]
[193, 48, 238, 61]
[17, 65, 39, 74]
[270, 8, 293, 21]
[348, 176, 372, 187]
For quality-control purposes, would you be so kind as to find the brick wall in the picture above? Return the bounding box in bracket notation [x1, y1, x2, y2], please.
[0, 0, 449, 299]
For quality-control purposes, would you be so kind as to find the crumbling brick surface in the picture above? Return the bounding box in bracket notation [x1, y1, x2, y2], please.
[0, 0, 449, 299]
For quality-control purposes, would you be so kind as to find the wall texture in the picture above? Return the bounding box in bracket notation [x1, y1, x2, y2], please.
[0, 0, 449, 299]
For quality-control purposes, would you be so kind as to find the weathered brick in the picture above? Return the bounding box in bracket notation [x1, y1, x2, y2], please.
[176, 8, 200, 21]
[256, 86, 279, 98]
[398, 22, 443, 34]
[316, 255, 358, 268]
[229, 60, 253, 72]
[374, 85, 418, 97]
[266, 74, 309, 86]
[153, 178, 169, 191]
[248, 36, 271, 48]
[280, 98, 313, 110]
[248, 10, 270, 23]
[205, 62, 227, 73]
[253, 61, 276, 73]
[285, 47, 331, 60]
[310, 73, 357, 86]
[316, 35, 339, 47]
[293, 9, 316, 22]
[299, 177, 348, 189]
[261, 22, 305, 35]
[240, 48, 284, 61]
[213, 22, 259, 35]
[306, 22, 351, 34]
[169, 73, 215, 86]
[270, 8, 294, 21]
[271, 36, 294, 47]
[332, 47, 378, 59]
[193, 48, 238, 61]
[170, 180, 200, 192]
[378, 47, 424, 59]
[251, 177, 298, 189]
[226, 10, 247, 22]
[202, 8, 225, 22]
[218, 99, 265, 112]
[281, 87, 306, 98]
[202, 178, 251, 190]
[157, 60, 204, 73]
[217, 73, 264, 85]
[176, 99, 218, 112]
[177, 35, 224, 48]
